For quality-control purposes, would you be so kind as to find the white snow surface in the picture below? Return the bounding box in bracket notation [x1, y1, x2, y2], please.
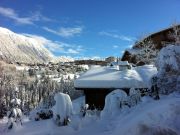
[74, 65, 157, 89]
[1, 93, 180, 135]
[52, 93, 73, 123]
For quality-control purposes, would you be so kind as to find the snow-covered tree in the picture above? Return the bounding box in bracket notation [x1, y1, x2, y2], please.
[156, 45, 180, 94]
[128, 88, 141, 106]
[7, 89, 23, 129]
[136, 37, 158, 65]
[52, 92, 73, 126]
[169, 22, 180, 45]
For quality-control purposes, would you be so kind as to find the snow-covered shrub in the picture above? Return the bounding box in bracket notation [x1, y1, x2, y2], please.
[7, 106, 23, 129]
[156, 45, 180, 94]
[85, 109, 101, 118]
[52, 92, 73, 126]
[149, 75, 160, 100]
[80, 104, 89, 117]
[0, 101, 7, 119]
[128, 88, 141, 106]
[11, 98, 21, 106]
[34, 109, 53, 121]
[101, 89, 127, 117]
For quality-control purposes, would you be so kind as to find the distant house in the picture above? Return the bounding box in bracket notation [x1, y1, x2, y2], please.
[74, 65, 157, 110]
[117, 61, 131, 70]
[105, 56, 116, 63]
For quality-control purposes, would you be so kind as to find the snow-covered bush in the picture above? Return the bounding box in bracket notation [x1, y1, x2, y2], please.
[156, 45, 180, 94]
[7, 101, 23, 129]
[101, 89, 127, 117]
[52, 92, 73, 126]
[11, 98, 21, 106]
[80, 104, 89, 117]
[33, 109, 53, 121]
[128, 88, 141, 106]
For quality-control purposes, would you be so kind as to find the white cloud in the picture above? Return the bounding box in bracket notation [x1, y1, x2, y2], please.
[99, 31, 136, 42]
[42, 26, 83, 37]
[67, 49, 79, 54]
[30, 11, 55, 22]
[0, 7, 33, 24]
[0, 7, 54, 25]
[113, 45, 119, 48]
[22, 33, 84, 55]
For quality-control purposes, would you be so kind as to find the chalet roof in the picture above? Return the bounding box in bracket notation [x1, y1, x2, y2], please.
[74, 65, 157, 89]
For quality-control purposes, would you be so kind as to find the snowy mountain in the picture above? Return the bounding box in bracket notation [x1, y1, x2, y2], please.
[53, 56, 74, 63]
[0, 27, 54, 63]
[0, 27, 73, 64]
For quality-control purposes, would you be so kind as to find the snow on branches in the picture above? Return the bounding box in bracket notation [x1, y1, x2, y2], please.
[156, 45, 180, 94]
[135, 37, 158, 65]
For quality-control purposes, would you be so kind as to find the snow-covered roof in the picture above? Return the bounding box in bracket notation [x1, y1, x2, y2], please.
[74, 65, 157, 89]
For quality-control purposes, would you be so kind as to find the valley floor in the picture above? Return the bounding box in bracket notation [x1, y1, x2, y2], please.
[0, 93, 180, 135]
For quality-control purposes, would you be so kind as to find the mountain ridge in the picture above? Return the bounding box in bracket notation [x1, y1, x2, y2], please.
[0, 27, 73, 64]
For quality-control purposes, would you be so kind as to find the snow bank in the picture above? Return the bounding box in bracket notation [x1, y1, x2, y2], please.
[74, 65, 157, 89]
[52, 93, 73, 123]
[1, 93, 180, 135]
[112, 93, 180, 135]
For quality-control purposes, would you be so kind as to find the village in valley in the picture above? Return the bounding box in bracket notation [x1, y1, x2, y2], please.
[0, 1, 180, 135]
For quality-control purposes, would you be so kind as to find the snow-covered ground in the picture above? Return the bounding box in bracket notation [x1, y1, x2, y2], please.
[0, 93, 179, 135]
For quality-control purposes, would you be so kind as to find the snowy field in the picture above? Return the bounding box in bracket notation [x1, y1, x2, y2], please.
[0, 93, 180, 135]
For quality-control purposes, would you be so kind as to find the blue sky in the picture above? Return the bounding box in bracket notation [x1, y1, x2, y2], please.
[0, 0, 180, 59]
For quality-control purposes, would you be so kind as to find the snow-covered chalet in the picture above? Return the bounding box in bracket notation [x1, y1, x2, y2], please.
[74, 61, 157, 110]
